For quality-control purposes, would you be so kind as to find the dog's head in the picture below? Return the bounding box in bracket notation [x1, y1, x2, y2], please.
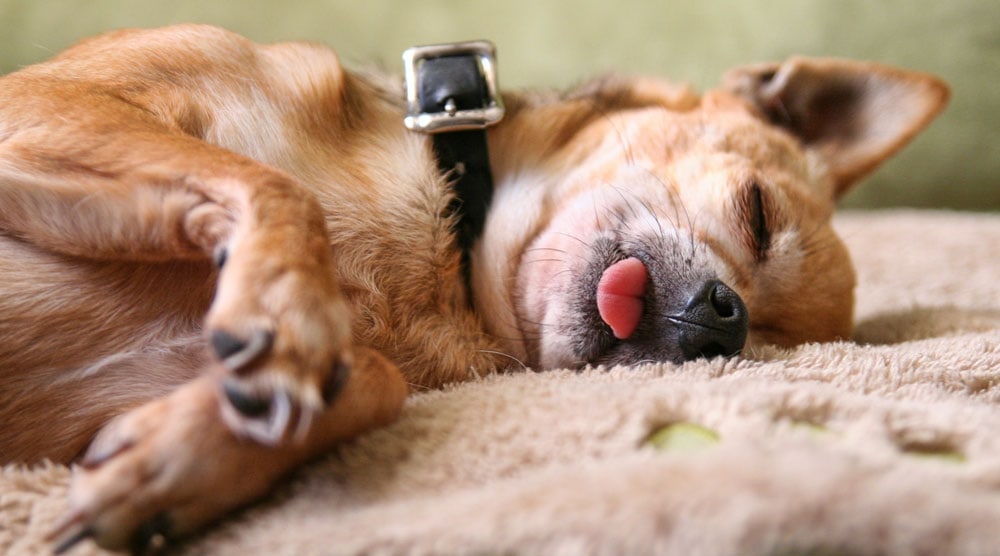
[476, 57, 948, 369]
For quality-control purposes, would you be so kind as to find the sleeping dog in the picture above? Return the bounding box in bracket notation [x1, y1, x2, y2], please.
[0, 25, 947, 551]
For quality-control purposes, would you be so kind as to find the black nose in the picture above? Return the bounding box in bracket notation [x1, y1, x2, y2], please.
[674, 280, 748, 360]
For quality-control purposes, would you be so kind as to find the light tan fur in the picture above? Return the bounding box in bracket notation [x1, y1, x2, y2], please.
[0, 25, 947, 551]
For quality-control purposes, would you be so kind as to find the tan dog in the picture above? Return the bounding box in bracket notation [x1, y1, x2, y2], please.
[0, 25, 947, 552]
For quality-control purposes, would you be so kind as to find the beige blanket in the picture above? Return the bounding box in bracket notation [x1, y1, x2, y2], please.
[4, 210, 1000, 555]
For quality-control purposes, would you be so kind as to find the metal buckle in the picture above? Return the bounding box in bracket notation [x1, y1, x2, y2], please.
[403, 40, 505, 133]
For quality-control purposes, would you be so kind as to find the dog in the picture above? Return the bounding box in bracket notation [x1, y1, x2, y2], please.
[0, 24, 947, 552]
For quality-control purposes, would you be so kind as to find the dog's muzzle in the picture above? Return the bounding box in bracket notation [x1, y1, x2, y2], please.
[596, 257, 749, 363]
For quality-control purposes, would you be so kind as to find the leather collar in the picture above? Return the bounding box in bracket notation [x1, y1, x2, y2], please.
[403, 41, 505, 275]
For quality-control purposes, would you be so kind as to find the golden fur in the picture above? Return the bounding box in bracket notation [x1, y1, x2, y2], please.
[0, 25, 947, 551]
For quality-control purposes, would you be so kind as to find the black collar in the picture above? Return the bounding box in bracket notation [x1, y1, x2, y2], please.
[403, 42, 505, 274]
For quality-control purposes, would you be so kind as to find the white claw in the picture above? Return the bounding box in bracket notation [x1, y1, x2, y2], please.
[220, 387, 292, 446]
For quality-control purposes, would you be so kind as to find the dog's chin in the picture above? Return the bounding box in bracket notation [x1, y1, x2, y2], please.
[524, 250, 688, 371]
[510, 230, 664, 370]
[533, 238, 633, 369]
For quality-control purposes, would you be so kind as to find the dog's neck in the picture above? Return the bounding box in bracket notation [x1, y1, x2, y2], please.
[402, 42, 504, 278]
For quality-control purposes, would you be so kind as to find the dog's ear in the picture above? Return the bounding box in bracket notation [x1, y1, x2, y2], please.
[723, 57, 949, 197]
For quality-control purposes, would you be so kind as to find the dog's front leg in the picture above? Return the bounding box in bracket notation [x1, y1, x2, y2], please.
[0, 115, 408, 549]
[1, 129, 375, 436]
[49, 346, 407, 553]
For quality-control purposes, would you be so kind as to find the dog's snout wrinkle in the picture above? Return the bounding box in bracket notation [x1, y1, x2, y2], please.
[674, 280, 748, 360]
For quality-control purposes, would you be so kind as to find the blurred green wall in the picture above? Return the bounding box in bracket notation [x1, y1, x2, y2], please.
[2, 0, 997, 210]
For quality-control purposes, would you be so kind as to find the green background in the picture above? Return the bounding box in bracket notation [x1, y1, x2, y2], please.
[2, 0, 997, 210]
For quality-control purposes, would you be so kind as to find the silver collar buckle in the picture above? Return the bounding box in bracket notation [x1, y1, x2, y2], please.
[402, 41, 505, 133]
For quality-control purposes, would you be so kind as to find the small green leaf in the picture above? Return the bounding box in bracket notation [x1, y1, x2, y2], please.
[646, 422, 720, 453]
[905, 447, 966, 463]
[790, 421, 830, 437]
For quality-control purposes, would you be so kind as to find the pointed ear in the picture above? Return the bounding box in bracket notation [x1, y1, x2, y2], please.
[723, 57, 949, 197]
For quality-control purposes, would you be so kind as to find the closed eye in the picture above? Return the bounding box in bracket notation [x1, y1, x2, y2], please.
[740, 180, 771, 262]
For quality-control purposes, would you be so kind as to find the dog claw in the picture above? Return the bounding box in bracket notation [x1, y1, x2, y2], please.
[213, 245, 228, 268]
[52, 526, 93, 555]
[223, 379, 272, 418]
[130, 513, 172, 554]
[210, 328, 273, 373]
[49, 512, 92, 555]
[321, 358, 351, 405]
[80, 449, 112, 470]
[220, 386, 293, 445]
[80, 433, 134, 470]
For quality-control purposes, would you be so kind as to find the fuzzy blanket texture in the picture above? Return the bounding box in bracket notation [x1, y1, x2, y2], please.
[3, 210, 1000, 555]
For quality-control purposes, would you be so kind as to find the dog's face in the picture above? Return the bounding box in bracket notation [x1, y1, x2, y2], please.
[476, 57, 949, 369]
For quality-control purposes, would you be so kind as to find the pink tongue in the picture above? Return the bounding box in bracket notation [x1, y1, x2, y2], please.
[596, 257, 649, 340]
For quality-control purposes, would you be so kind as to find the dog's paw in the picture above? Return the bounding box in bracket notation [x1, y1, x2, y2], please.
[51, 348, 407, 552]
[205, 226, 355, 443]
[49, 377, 287, 553]
[49, 348, 407, 554]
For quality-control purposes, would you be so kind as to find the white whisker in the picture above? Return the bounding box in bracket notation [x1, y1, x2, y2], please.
[478, 349, 529, 371]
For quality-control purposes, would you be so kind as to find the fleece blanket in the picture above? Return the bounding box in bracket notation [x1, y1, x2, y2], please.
[3, 209, 1000, 555]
